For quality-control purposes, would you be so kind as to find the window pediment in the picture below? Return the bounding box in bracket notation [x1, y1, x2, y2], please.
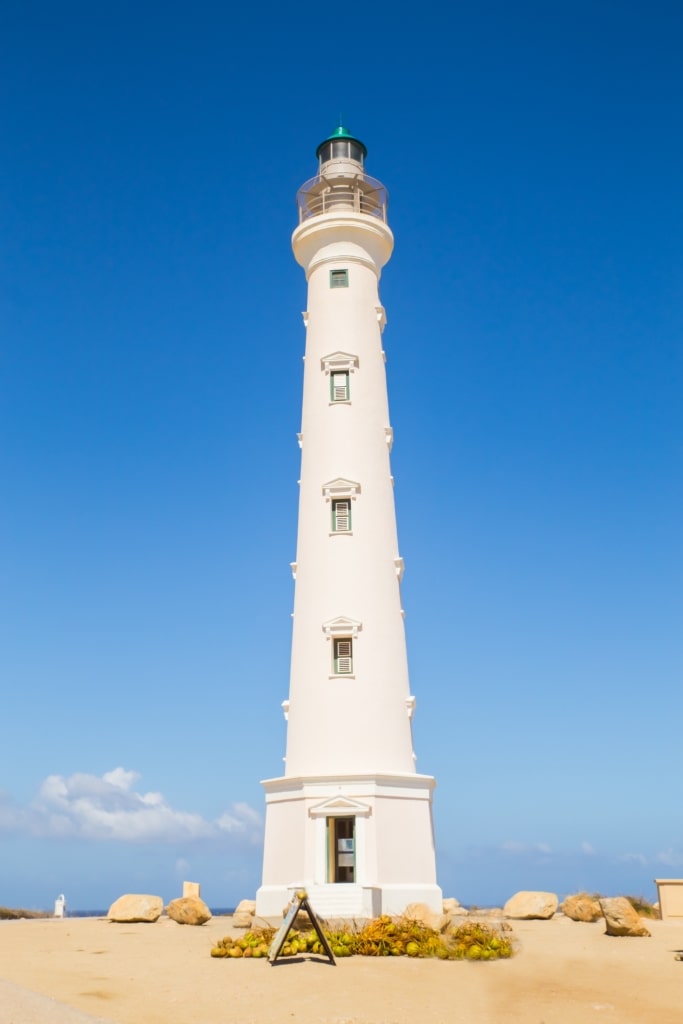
[322, 477, 361, 500]
[322, 616, 362, 638]
[320, 351, 359, 374]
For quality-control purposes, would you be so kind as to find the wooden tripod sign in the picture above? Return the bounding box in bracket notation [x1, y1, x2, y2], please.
[268, 891, 336, 965]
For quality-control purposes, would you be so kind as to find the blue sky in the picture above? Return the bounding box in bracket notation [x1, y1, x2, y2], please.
[1, 1, 681, 910]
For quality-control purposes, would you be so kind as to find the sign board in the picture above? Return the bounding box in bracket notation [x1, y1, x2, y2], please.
[268, 891, 336, 965]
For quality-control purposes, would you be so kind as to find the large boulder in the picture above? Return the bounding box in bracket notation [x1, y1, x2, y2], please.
[561, 893, 603, 922]
[108, 894, 163, 923]
[232, 899, 256, 928]
[443, 897, 468, 917]
[166, 896, 212, 926]
[599, 897, 651, 937]
[403, 902, 449, 933]
[504, 891, 558, 920]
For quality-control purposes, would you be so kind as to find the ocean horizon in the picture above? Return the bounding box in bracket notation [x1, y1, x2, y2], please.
[66, 907, 236, 918]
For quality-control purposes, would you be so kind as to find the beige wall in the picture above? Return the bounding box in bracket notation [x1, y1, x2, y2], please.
[261, 797, 306, 885]
[655, 879, 683, 918]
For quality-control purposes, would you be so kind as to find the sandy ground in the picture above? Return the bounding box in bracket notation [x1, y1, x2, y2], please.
[0, 913, 682, 1024]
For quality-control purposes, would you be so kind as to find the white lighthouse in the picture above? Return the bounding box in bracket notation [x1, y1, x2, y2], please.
[255, 127, 442, 919]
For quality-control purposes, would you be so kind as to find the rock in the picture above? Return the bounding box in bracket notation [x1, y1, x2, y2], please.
[280, 901, 313, 930]
[447, 905, 470, 917]
[107, 894, 163, 923]
[403, 902, 449, 932]
[561, 893, 603, 922]
[321, 916, 362, 933]
[467, 912, 513, 932]
[441, 896, 469, 918]
[599, 897, 651, 937]
[231, 898, 256, 929]
[166, 896, 212, 926]
[504, 891, 558, 920]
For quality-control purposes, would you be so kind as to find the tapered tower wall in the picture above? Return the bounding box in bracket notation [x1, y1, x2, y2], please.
[255, 128, 441, 919]
[284, 236, 416, 779]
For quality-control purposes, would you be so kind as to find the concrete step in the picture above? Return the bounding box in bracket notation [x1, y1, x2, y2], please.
[305, 885, 375, 919]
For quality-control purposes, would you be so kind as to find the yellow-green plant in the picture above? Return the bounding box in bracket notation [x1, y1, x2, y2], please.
[210, 915, 514, 961]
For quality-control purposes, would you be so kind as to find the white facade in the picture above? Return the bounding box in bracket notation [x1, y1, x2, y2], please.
[255, 128, 441, 919]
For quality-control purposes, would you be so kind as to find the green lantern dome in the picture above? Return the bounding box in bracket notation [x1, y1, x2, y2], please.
[316, 125, 367, 163]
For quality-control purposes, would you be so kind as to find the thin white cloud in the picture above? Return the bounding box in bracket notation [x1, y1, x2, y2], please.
[618, 852, 647, 866]
[501, 840, 552, 855]
[656, 848, 683, 867]
[501, 840, 526, 853]
[581, 841, 595, 855]
[0, 769, 262, 845]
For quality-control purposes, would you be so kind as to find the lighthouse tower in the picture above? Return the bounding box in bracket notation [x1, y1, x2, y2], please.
[255, 127, 441, 919]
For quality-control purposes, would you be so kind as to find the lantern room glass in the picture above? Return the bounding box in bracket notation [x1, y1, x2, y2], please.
[318, 139, 365, 168]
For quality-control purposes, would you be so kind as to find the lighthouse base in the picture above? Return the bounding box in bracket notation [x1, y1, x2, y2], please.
[255, 881, 444, 921]
[255, 772, 442, 920]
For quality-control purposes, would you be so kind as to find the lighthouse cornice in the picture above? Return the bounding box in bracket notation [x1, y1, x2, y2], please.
[260, 772, 438, 796]
[292, 214, 394, 276]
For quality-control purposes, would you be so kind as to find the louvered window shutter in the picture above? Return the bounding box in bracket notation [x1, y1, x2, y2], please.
[332, 500, 351, 532]
[329, 269, 349, 288]
[334, 639, 353, 674]
[331, 371, 349, 401]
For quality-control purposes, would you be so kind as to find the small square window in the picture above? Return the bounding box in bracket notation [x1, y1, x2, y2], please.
[330, 371, 350, 402]
[331, 499, 351, 532]
[333, 638, 353, 674]
[330, 269, 349, 288]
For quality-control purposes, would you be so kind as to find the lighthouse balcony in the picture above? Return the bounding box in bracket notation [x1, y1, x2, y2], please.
[296, 173, 388, 223]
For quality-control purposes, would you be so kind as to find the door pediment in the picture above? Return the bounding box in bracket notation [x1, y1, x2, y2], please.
[309, 796, 371, 818]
